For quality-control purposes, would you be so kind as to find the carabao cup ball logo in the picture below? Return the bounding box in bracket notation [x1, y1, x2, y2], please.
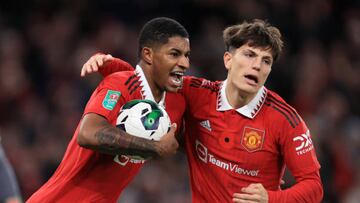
[116, 99, 171, 141]
[142, 110, 162, 130]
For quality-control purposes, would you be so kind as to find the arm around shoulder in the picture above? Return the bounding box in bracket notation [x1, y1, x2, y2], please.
[81, 53, 135, 78]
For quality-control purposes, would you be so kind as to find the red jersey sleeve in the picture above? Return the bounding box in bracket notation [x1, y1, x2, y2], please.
[96, 54, 135, 77]
[180, 76, 219, 102]
[268, 171, 323, 203]
[84, 73, 128, 122]
[280, 120, 320, 176]
[268, 113, 323, 202]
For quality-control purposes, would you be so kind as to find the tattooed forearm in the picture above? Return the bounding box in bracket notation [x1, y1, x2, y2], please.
[94, 125, 158, 157]
[127, 136, 157, 152]
[94, 126, 121, 149]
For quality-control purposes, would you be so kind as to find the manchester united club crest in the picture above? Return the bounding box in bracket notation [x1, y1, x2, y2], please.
[241, 127, 265, 152]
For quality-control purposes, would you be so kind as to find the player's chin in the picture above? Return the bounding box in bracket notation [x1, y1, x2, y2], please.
[165, 85, 181, 93]
[247, 88, 259, 95]
[239, 85, 259, 95]
[165, 87, 179, 93]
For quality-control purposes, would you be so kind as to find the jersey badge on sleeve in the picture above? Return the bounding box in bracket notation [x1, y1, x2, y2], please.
[241, 126, 265, 152]
[293, 130, 314, 155]
[102, 90, 121, 110]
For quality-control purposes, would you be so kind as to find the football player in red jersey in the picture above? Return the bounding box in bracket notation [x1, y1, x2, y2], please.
[27, 17, 190, 203]
[82, 19, 323, 203]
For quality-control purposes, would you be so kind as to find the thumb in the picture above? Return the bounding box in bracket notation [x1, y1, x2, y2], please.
[168, 123, 177, 133]
[104, 54, 113, 61]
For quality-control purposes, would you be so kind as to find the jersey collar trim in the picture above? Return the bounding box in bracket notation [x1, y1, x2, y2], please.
[135, 65, 166, 108]
[217, 79, 267, 119]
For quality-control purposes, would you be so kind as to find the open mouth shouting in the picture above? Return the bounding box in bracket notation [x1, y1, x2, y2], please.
[169, 71, 184, 88]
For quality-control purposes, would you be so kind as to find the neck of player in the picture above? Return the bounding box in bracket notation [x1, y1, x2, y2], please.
[225, 82, 256, 109]
[140, 63, 164, 103]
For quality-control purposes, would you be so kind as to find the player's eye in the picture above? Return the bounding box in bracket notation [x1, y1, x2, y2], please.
[263, 59, 272, 65]
[244, 52, 254, 58]
[185, 52, 190, 58]
[170, 52, 179, 57]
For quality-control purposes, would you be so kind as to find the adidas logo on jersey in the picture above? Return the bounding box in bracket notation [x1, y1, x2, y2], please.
[200, 120, 212, 131]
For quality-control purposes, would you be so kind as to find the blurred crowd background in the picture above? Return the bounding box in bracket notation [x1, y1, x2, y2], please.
[0, 0, 359, 202]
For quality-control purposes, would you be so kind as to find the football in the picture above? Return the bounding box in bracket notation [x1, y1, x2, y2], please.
[116, 99, 171, 141]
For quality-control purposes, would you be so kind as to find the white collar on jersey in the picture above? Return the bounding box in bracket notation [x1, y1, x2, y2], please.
[216, 79, 267, 119]
[135, 65, 166, 108]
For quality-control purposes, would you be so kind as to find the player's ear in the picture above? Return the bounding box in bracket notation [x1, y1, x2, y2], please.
[142, 47, 153, 65]
[224, 51, 232, 71]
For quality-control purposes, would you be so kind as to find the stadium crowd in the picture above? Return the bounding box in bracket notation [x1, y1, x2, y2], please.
[0, 0, 359, 202]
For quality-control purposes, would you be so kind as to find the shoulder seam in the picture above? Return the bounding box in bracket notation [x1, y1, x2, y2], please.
[125, 74, 141, 95]
[265, 97, 301, 129]
[267, 94, 301, 124]
[125, 74, 137, 85]
[189, 78, 219, 92]
[189, 78, 202, 87]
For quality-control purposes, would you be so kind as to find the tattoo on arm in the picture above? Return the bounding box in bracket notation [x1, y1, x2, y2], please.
[95, 126, 121, 149]
[94, 121, 157, 157]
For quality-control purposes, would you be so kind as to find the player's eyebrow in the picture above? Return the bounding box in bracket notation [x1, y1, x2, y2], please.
[170, 48, 181, 53]
[245, 48, 273, 62]
[242, 48, 257, 55]
[170, 48, 190, 56]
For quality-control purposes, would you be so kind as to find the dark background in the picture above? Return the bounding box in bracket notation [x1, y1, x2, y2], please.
[0, 0, 359, 202]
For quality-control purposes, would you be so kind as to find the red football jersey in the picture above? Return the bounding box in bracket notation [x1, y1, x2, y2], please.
[27, 67, 185, 203]
[85, 57, 322, 202]
[181, 76, 321, 203]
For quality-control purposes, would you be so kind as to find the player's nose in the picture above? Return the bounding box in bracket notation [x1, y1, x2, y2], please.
[251, 57, 261, 71]
[178, 55, 190, 70]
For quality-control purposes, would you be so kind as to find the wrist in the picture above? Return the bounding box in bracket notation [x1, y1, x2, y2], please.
[153, 140, 163, 156]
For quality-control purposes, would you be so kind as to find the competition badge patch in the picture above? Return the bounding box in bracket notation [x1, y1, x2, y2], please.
[241, 126, 265, 152]
[102, 90, 121, 110]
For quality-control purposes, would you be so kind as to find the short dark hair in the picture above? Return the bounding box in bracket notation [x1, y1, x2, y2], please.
[223, 19, 283, 61]
[138, 17, 189, 57]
